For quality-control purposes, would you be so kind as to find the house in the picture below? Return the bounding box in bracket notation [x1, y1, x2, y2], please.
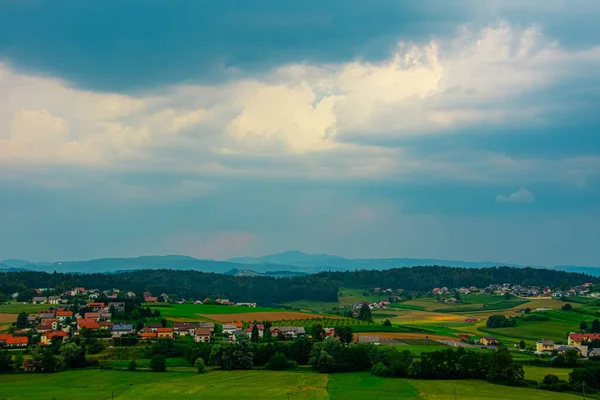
[107, 302, 126, 312]
[77, 319, 100, 331]
[70, 287, 87, 296]
[555, 345, 587, 356]
[99, 322, 114, 330]
[32, 296, 47, 304]
[480, 336, 498, 346]
[177, 327, 193, 336]
[87, 302, 105, 310]
[127, 291, 136, 298]
[588, 348, 600, 358]
[464, 318, 478, 323]
[536, 339, 555, 353]
[100, 312, 112, 320]
[157, 327, 174, 339]
[147, 323, 163, 332]
[39, 310, 56, 319]
[36, 325, 52, 333]
[5, 335, 28, 348]
[568, 332, 600, 346]
[56, 311, 73, 321]
[143, 291, 152, 298]
[199, 322, 215, 332]
[84, 312, 102, 320]
[270, 326, 306, 338]
[41, 319, 59, 330]
[245, 324, 265, 338]
[140, 332, 158, 340]
[236, 302, 257, 307]
[323, 328, 335, 337]
[458, 334, 470, 342]
[111, 324, 134, 337]
[144, 297, 158, 303]
[222, 324, 237, 335]
[41, 331, 68, 345]
[47, 296, 61, 304]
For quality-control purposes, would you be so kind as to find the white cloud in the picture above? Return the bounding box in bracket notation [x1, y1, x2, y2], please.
[0, 22, 599, 188]
[495, 188, 535, 204]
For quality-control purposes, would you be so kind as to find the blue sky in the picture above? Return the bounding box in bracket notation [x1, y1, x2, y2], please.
[1, 1, 599, 265]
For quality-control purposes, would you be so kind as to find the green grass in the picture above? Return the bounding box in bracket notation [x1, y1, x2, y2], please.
[389, 303, 426, 311]
[111, 357, 191, 369]
[328, 373, 584, 400]
[283, 300, 338, 313]
[435, 300, 528, 314]
[524, 365, 573, 383]
[478, 320, 576, 343]
[328, 373, 420, 399]
[0, 370, 329, 399]
[0, 369, 587, 399]
[144, 303, 284, 318]
[0, 303, 52, 314]
[407, 378, 583, 399]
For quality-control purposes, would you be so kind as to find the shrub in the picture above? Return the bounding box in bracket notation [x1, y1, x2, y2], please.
[128, 360, 137, 372]
[382, 319, 392, 327]
[195, 357, 206, 374]
[371, 362, 391, 377]
[562, 303, 573, 311]
[265, 353, 289, 371]
[150, 354, 166, 372]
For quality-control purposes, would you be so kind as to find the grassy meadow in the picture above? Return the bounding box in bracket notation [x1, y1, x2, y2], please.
[0, 370, 586, 400]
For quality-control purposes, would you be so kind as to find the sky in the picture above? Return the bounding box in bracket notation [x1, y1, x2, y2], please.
[1, 1, 599, 266]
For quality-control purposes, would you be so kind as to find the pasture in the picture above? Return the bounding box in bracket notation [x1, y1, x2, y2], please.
[0, 369, 584, 400]
[523, 365, 573, 382]
[0, 303, 51, 314]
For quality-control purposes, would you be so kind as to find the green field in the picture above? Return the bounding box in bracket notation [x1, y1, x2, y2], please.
[524, 366, 573, 382]
[0, 303, 51, 314]
[144, 303, 284, 318]
[0, 369, 585, 400]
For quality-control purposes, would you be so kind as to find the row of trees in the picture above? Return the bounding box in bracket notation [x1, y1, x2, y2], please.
[2, 266, 597, 305]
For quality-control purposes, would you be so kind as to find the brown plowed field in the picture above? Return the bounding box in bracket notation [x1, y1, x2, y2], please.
[359, 332, 458, 341]
[196, 311, 333, 322]
[0, 314, 16, 323]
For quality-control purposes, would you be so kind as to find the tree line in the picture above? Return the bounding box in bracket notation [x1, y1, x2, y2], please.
[1, 266, 597, 305]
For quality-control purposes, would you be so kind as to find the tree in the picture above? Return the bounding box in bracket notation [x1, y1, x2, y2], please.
[382, 319, 392, 327]
[312, 324, 325, 342]
[150, 354, 166, 372]
[263, 327, 273, 341]
[519, 340, 525, 350]
[194, 357, 206, 374]
[593, 319, 600, 334]
[335, 327, 353, 345]
[60, 342, 86, 369]
[265, 353, 290, 370]
[486, 348, 524, 385]
[251, 325, 259, 343]
[128, 359, 137, 371]
[503, 292, 512, 300]
[561, 303, 572, 311]
[13, 353, 23, 373]
[0, 349, 13, 373]
[33, 347, 59, 373]
[16, 312, 28, 329]
[358, 303, 372, 322]
[209, 334, 254, 370]
[130, 309, 140, 320]
[581, 321, 589, 331]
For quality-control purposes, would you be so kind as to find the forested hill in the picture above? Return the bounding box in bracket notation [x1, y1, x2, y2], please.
[313, 266, 599, 291]
[1, 266, 597, 304]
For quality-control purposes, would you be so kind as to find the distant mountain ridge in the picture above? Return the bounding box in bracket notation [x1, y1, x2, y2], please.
[2, 251, 599, 276]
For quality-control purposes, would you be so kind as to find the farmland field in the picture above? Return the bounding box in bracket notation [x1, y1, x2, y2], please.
[203, 311, 330, 322]
[0, 369, 584, 400]
[0, 303, 51, 314]
[524, 365, 573, 382]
